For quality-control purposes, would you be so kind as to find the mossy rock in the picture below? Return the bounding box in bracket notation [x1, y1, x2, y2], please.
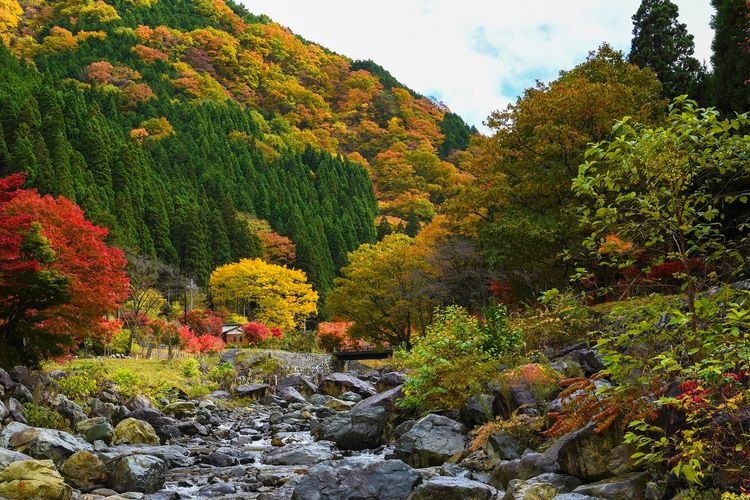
[0, 459, 72, 500]
[112, 417, 160, 445]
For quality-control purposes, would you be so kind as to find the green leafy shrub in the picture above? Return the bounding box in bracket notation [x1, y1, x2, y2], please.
[23, 403, 70, 431]
[108, 329, 131, 355]
[396, 305, 518, 411]
[549, 289, 750, 493]
[207, 362, 236, 389]
[181, 358, 201, 378]
[111, 368, 139, 388]
[512, 288, 592, 351]
[56, 361, 107, 403]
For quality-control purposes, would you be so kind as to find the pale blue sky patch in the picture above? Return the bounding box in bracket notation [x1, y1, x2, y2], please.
[240, 1, 714, 133]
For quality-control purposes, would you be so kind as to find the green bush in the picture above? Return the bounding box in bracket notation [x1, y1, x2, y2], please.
[396, 305, 509, 411]
[207, 362, 236, 389]
[23, 403, 70, 431]
[56, 361, 107, 404]
[513, 288, 591, 351]
[181, 358, 201, 378]
[108, 330, 131, 355]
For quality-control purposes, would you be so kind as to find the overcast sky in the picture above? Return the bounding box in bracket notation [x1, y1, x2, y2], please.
[239, 1, 715, 132]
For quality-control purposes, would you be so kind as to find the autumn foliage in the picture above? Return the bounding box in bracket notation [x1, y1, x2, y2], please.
[240, 321, 282, 345]
[0, 174, 129, 366]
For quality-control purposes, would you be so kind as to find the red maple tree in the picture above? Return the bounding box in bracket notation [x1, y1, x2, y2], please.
[0, 174, 129, 366]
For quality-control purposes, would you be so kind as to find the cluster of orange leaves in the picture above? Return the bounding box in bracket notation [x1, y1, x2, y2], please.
[544, 374, 660, 437]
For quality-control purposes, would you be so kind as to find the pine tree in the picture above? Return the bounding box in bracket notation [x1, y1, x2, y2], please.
[711, 0, 750, 114]
[629, 0, 702, 98]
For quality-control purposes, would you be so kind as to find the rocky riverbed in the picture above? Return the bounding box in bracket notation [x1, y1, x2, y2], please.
[0, 348, 658, 499]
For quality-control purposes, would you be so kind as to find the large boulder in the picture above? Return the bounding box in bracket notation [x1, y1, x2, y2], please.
[0, 459, 72, 500]
[312, 406, 387, 450]
[162, 401, 196, 419]
[545, 423, 619, 481]
[130, 407, 181, 442]
[262, 441, 339, 466]
[108, 454, 167, 493]
[408, 476, 497, 500]
[292, 457, 421, 500]
[460, 394, 494, 427]
[76, 417, 114, 444]
[395, 414, 467, 468]
[572, 472, 649, 499]
[504, 473, 582, 500]
[60, 450, 107, 490]
[354, 384, 404, 413]
[0, 448, 32, 470]
[3, 423, 92, 465]
[112, 417, 160, 446]
[277, 386, 308, 404]
[490, 453, 560, 489]
[485, 433, 524, 464]
[320, 373, 376, 398]
[277, 375, 319, 397]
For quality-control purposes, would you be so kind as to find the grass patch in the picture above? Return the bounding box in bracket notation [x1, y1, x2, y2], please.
[44, 356, 219, 406]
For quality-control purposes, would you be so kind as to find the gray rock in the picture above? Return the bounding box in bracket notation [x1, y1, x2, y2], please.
[0, 401, 8, 422]
[320, 373, 376, 398]
[262, 441, 338, 466]
[292, 456, 421, 500]
[77, 417, 114, 444]
[0, 368, 15, 391]
[572, 472, 649, 499]
[461, 394, 494, 427]
[11, 384, 32, 403]
[126, 395, 152, 411]
[569, 350, 604, 376]
[490, 453, 560, 489]
[339, 391, 363, 403]
[129, 408, 182, 442]
[199, 482, 237, 496]
[108, 454, 167, 494]
[0, 448, 33, 470]
[52, 394, 87, 426]
[545, 423, 618, 481]
[100, 444, 194, 468]
[485, 433, 524, 464]
[379, 371, 406, 389]
[606, 444, 639, 475]
[505, 473, 581, 499]
[178, 420, 208, 436]
[277, 375, 319, 397]
[493, 384, 543, 419]
[354, 384, 404, 413]
[3, 423, 92, 465]
[277, 386, 307, 404]
[553, 495, 605, 500]
[6, 398, 26, 423]
[207, 451, 238, 467]
[324, 397, 356, 411]
[408, 475, 496, 500]
[234, 383, 270, 399]
[395, 414, 467, 468]
[312, 406, 387, 450]
[10, 366, 43, 389]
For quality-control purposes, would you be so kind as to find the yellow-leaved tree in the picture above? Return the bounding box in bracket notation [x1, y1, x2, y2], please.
[210, 258, 318, 331]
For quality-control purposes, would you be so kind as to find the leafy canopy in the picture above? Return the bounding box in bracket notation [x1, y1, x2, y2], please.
[210, 258, 317, 331]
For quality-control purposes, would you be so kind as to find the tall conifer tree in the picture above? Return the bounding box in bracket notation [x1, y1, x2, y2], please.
[629, 0, 702, 98]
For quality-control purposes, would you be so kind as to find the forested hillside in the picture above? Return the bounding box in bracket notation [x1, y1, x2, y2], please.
[0, 0, 472, 291]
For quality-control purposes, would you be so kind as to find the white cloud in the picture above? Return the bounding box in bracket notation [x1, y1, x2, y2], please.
[239, 0, 714, 132]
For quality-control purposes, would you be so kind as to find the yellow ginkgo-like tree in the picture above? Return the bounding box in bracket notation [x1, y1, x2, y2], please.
[210, 258, 318, 331]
